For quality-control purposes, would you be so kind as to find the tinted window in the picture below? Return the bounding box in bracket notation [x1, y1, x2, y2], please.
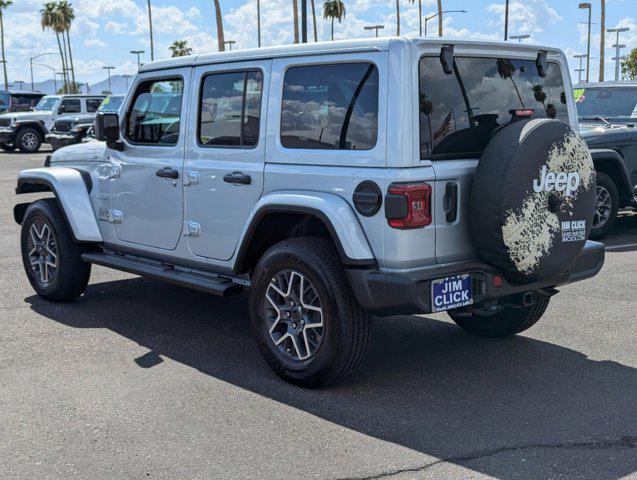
[419, 57, 568, 158]
[199, 70, 263, 147]
[86, 98, 103, 113]
[60, 98, 81, 113]
[574, 87, 637, 120]
[99, 95, 124, 113]
[0, 92, 9, 112]
[127, 79, 183, 145]
[281, 63, 379, 150]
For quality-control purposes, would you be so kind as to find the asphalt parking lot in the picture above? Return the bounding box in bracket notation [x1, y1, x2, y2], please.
[0, 150, 635, 480]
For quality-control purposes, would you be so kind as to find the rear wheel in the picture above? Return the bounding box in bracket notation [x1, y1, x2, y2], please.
[590, 172, 619, 240]
[249, 237, 370, 388]
[17, 127, 42, 153]
[20, 199, 91, 302]
[448, 293, 550, 338]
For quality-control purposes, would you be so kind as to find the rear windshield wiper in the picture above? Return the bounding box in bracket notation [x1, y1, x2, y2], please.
[581, 116, 612, 127]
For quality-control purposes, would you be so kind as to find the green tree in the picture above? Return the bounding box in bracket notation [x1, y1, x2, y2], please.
[40, 2, 69, 93]
[323, 0, 345, 41]
[213, 0, 225, 51]
[169, 40, 193, 57]
[621, 48, 637, 80]
[0, 0, 12, 90]
[57, 1, 77, 93]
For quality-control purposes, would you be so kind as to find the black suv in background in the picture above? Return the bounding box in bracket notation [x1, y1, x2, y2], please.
[575, 82, 637, 238]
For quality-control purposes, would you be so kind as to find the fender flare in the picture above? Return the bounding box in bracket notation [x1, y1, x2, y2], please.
[590, 149, 634, 201]
[15, 167, 102, 243]
[14, 120, 47, 137]
[233, 192, 376, 273]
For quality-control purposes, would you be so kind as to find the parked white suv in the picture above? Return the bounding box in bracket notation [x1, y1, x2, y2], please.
[14, 39, 604, 386]
[0, 94, 105, 153]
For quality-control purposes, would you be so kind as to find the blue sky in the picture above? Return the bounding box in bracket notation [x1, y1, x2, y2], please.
[4, 0, 636, 87]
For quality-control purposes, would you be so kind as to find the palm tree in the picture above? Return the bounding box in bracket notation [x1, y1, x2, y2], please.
[292, 0, 300, 43]
[599, 0, 605, 82]
[395, 0, 400, 36]
[409, 0, 422, 36]
[147, 0, 154, 60]
[213, 0, 225, 51]
[256, 0, 261, 47]
[437, 0, 443, 37]
[0, 0, 12, 90]
[40, 2, 68, 93]
[310, 0, 318, 42]
[169, 40, 193, 57]
[323, 0, 345, 41]
[57, 1, 76, 93]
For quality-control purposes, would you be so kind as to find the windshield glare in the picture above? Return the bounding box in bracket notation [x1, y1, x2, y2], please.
[98, 95, 124, 112]
[34, 97, 59, 111]
[575, 87, 637, 120]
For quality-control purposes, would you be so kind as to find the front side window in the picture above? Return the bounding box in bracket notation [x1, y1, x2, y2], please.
[198, 70, 263, 147]
[127, 79, 183, 145]
[60, 98, 81, 113]
[419, 57, 568, 159]
[86, 98, 103, 113]
[281, 62, 379, 150]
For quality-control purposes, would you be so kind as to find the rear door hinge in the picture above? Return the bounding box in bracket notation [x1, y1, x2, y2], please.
[183, 170, 199, 186]
[183, 221, 201, 237]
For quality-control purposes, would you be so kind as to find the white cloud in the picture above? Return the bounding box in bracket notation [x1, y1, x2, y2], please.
[488, 0, 562, 35]
[104, 21, 128, 35]
[84, 38, 107, 48]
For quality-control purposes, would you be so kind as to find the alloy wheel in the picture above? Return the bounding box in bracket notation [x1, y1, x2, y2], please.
[21, 132, 38, 152]
[593, 185, 612, 229]
[27, 220, 58, 285]
[264, 270, 324, 361]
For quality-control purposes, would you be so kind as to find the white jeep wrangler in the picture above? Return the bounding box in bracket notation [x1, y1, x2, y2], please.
[15, 39, 605, 387]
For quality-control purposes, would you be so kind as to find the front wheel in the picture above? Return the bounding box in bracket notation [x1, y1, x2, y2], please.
[448, 293, 550, 338]
[20, 199, 91, 302]
[16, 127, 43, 153]
[249, 238, 370, 388]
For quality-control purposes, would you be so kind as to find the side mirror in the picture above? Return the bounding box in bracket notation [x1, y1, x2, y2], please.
[95, 112, 121, 143]
[57, 105, 66, 114]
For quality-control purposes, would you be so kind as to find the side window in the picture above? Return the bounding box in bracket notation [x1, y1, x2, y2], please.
[281, 62, 379, 150]
[86, 98, 103, 113]
[60, 98, 81, 113]
[126, 78, 183, 145]
[198, 70, 263, 147]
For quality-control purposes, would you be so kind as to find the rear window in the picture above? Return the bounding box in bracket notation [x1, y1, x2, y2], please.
[419, 56, 568, 159]
[574, 87, 637, 120]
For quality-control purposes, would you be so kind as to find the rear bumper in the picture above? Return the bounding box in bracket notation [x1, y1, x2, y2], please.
[45, 132, 81, 149]
[347, 241, 605, 315]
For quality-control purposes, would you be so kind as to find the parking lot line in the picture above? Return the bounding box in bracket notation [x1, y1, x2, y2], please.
[605, 242, 637, 251]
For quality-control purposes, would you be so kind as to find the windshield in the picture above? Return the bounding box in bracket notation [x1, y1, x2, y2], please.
[34, 97, 59, 111]
[98, 95, 124, 112]
[419, 56, 568, 158]
[0, 91, 9, 113]
[574, 87, 637, 121]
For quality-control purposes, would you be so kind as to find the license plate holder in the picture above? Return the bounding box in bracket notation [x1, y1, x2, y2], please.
[431, 274, 473, 313]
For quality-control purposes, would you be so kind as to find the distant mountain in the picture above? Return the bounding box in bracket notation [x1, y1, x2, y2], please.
[30, 75, 133, 95]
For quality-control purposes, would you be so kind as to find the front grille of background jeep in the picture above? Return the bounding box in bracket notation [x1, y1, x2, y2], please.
[52, 121, 73, 133]
[0, 119, 12, 127]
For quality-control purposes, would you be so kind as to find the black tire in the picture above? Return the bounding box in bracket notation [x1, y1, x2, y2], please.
[448, 293, 550, 338]
[0, 142, 15, 152]
[590, 172, 619, 240]
[20, 199, 91, 302]
[16, 126, 43, 153]
[249, 237, 371, 388]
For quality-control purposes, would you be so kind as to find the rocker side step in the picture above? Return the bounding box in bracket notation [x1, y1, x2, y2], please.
[81, 252, 244, 297]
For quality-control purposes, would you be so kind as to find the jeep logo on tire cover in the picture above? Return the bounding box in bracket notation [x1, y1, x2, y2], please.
[532, 165, 581, 197]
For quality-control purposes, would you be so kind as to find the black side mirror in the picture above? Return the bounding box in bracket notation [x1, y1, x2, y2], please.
[536, 51, 548, 78]
[440, 45, 455, 75]
[95, 112, 120, 143]
[57, 105, 66, 114]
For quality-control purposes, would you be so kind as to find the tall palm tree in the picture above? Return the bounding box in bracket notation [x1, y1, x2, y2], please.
[395, 0, 400, 36]
[257, 0, 261, 47]
[323, 0, 345, 41]
[599, 0, 605, 82]
[58, 1, 76, 93]
[147, 0, 154, 60]
[437, 0, 443, 37]
[40, 2, 68, 93]
[310, 0, 318, 42]
[213, 0, 225, 51]
[292, 0, 300, 43]
[169, 40, 193, 57]
[409, 0, 422, 36]
[0, 0, 12, 90]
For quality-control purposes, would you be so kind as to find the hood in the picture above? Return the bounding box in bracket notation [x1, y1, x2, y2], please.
[55, 113, 96, 125]
[50, 140, 106, 163]
[1, 110, 51, 121]
[579, 124, 631, 146]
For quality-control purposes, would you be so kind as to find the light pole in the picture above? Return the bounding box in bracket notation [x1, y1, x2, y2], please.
[607, 27, 630, 81]
[32, 63, 57, 93]
[29, 52, 58, 91]
[579, 3, 592, 83]
[574, 54, 587, 83]
[223, 40, 236, 51]
[130, 50, 145, 70]
[364, 25, 385, 38]
[257, 0, 261, 47]
[510, 34, 530, 43]
[424, 10, 467, 37]
[301, 0, 307, 43]
[103, 66, 115, 93]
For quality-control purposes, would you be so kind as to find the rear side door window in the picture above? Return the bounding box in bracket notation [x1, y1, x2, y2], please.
[126, 79, 183, 145]
[280, 62, 379, 150]
[198, 70, 263, 147]
[60, 98, 81, 114]
[86, 98, 103, 113]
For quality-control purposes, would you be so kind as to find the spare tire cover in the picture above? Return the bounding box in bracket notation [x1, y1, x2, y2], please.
[470, 119, 595, 284]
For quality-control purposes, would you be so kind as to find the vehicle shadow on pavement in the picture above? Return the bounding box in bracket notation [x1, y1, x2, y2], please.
[604, 212, 637, 252]
[27, 280, 637, 480]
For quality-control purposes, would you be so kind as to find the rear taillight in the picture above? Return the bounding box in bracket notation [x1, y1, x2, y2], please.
[385, 183, 432, 229]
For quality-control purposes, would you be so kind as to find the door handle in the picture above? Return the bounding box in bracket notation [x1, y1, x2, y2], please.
[443, 182, 458, 223]
[155, 167, 179, 179]
[223, 171, 251, 185]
